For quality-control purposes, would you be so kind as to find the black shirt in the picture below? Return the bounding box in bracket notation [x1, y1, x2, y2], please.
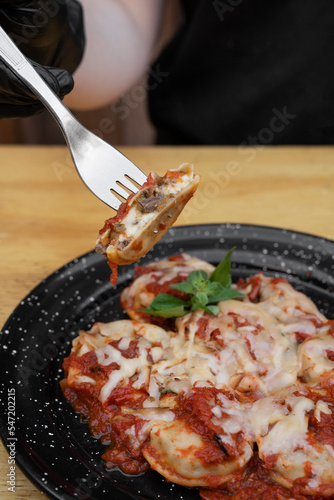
[148, 0, 334, 145]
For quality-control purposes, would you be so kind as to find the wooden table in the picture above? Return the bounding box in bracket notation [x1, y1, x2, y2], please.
[1, 145, 334, 500]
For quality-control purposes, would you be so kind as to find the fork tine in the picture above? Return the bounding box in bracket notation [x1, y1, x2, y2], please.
[110, 183, 132, 202]
[123, 165, 147, 186]
[111, 147, 147, 186]
[95, 188, 122, 211]
[118, 175, 140, 193]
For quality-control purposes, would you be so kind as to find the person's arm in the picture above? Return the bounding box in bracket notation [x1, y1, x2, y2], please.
[65, 0, 165, 111]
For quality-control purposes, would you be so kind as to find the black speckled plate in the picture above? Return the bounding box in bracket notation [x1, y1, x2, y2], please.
[1, 224, 334, 500]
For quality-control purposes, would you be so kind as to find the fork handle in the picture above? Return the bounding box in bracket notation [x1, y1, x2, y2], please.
[0, 25, 77, 137]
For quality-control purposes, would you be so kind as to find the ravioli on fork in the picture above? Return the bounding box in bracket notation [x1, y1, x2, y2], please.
[95, 163, 200, 284]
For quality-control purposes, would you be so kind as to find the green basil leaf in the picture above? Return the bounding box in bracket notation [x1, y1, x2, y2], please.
[143, 306, 187, 318]
[145, 293, 188, 310]
[195, 291, 208, 305]
[208, 288, 244, 303]
[190, 302, 202, 312]
[209, 247, 236, 287]
[141, 293, 189, 318]
[187, 270, 208, 288]
[205, 304, 220, 315]
[205, 281, 225, 295]
[170, 282, 194, 294]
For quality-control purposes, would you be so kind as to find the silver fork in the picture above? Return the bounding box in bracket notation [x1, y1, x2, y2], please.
[0, 26, 147, 210]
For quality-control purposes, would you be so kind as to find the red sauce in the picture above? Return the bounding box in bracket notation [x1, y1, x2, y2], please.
[63, 350, 112, 385]
[248, 283, 261, 302]
[99, 193, 135, 235]
[199, 453, 312, 500]
[133, 265, 157, 278]
[110, 339, 139, 359]
[238, 275, 263, 302]
[168, 254, 187, 262]
[133, 255, 187, 279]
[108, 260, 118, 286]
[307, 406, 334, 449]
[271, 277, 289, 285]
[146, 275, 190, 300]
[141, 172, 156, 189]
[62, 361, 334, 498]
[295, 331, 312, 342]
[262, 453, 278, 469]
[211, 329, 226, 347]
[228, 312, 252, 330]
[244, 337, 256, 360]
[62, 346, 150, 474]
[107, 385, 146, 407]
[326, 350, 334, 362]
[175, 388, 248, 460]
[196, 316, 214, 340]
[327, 320, 334, 337]
[195, 440, 230, 466]
[165, 169, 184, 180]
[306, 316, 325, 328]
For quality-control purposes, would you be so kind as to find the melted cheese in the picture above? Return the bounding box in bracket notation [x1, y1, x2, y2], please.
[257, 397, 314, 456]
[64, 267, 334, 494]
[314, 400, 332, 421]
[298, 335, 334, 384]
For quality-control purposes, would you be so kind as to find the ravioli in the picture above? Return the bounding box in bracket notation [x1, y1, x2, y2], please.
[61, 256, 334, 498]
[95, 164, 200, 284]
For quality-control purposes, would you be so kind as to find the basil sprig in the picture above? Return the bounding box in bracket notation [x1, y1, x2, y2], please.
[142, 248, 243, 318]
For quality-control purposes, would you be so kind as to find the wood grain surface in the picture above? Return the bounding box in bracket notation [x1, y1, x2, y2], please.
[1, 145, 334, 499]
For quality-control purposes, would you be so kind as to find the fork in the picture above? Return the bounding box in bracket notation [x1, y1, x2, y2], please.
[0, 26, 147, 210]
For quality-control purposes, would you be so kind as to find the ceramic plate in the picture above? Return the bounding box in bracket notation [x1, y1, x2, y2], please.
[1, 224, 334, 500]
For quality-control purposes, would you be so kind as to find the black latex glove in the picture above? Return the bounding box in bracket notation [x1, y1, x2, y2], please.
[0, 0, 85, 118]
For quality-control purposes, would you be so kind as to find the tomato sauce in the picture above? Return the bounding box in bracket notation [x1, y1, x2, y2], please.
[308, 406, 334, 449]
[328, 321, 334, 337]
[237, 275, 263, 303]
[110, 339, 139, 359]
[196, 316, 214, 340]
[107, 260, 118, 286]
[62, 344, 151, 474]
[326, 350, 334, 362]
[133, 265, 157, 278]
[62, 359, 334, 497]
[145, 275, 189, 299]
[199, 452, 328, 500]
[295, 331, 312, 342]
[99, 194, 134, 235]
[228, 312, 252, 330]
[175, 388, 244, 460]
[169, 254, 188, 262]
[165, 169, 184, 180]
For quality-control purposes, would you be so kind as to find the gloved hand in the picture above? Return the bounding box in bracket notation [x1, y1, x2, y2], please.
[0, 0, 85, 118]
